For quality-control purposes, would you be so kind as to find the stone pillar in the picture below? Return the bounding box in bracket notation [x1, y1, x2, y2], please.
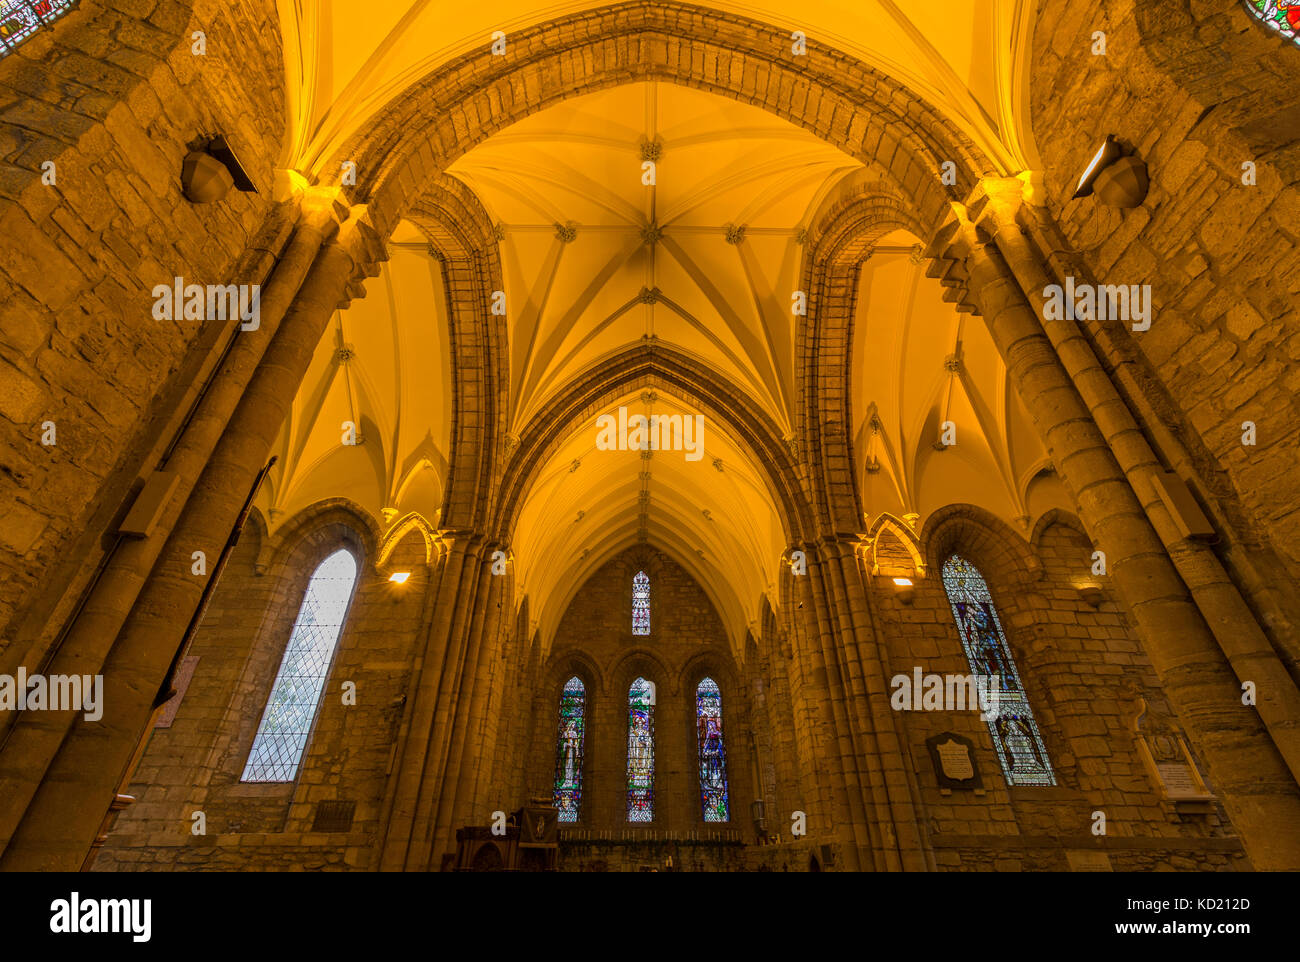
[466, 569, 513, 818]
[791, 547, 870, 868]
[926, 205, 1300, 870]
[431, 544, 505, 860]
[0, 206, 384, 871]
[378, 535, 472, 869]
[969, 177, 1300, 787]
[831, 538, 934, 871]
[0, 187, 347, 857]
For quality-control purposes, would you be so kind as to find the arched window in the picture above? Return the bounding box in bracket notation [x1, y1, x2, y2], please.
[1243, 1, 1300, 45]
[242, 548, 358, 782]
[0, 1, 79, 57]
[627, 676, 655, 821]
[696, 677, 730, 822]
[940, 554, 1055, 787]
[554, 676, 586, 822]
[632, 570, 650, 635]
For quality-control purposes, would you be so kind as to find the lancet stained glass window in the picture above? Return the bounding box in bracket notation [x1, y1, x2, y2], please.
[632, 570, 650, 635]
[554, 676, 586, 822]
[696, 677, 730, 822]
[242, 548, 357, 782]
[627, 676, 655, 821]
[1243, 0, 1300, 45]
[941, 555, 1055, 787]
[0, 1, 78, 55]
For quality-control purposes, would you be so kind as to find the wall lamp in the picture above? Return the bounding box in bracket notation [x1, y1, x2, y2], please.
[182, 134, 257, 204]
[1077, 584, 1105, 609]
[388, 572, 411, 584]
[1072, 135, 1149, 208]
[892, 577, 915, 605]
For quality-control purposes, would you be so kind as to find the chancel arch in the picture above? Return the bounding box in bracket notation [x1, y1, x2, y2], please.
[320, 2, 1002, 237]
[500, 349, 807, 660]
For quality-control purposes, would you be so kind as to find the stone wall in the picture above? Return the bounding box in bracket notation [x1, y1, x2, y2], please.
[1029, 0, 1300, 669]
[95, 506, 429, 871]
[869, 507, 1247, 871]
[0, 0, 288, 680]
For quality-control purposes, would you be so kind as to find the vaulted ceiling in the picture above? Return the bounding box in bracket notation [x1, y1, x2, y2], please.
[449, 82, 858, 437]
[257, 221, 453, 531]
[263, 1, 1063, 651]
[277, 0, 1040, 178]
[513, 388, 785, 650]
[850, 228, 1057, 529]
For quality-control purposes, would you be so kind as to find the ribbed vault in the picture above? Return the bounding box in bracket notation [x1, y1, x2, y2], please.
[499, 345, 805, 653]
[262, 0, 1067, 653]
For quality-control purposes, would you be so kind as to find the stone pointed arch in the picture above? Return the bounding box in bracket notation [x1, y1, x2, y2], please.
[493, 344, 813, 547]
[261, 497, 383, 572]
[920, 502, 1045, 592]
[377, 511, 442, 568]
[865, 512, 926, 577]
[333, 1, 995, 237]
[798, 178, 938, 534]
[1133, 0, 1300, 179]
[407, 174, 509, 531]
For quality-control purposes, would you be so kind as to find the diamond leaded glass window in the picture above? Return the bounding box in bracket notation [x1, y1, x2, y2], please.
[627, 676, 655, 821]
[554, 676, 586, 822]
[940, 554, 1055, 787]
[242, 548, 358, 782]
[696, 677, 730, 822]
[0, 1, 78, 56]
[1243, 0, 1300, 45]
[632, 570, 650, 635]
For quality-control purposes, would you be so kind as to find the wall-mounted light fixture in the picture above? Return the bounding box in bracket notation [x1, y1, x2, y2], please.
[182, 134, 257, 204]
[1077, 584, 1105, 609]
[388, 572, 411, 584]
[892, 577, 915, 605]
[1072, 135, 1149, 208]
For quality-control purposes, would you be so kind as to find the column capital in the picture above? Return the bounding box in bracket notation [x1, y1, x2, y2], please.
[964, 176, 1029, 237]
[298, 184, 352, 236]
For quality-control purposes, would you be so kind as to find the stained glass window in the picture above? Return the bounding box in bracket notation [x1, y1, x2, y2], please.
[242, 548, 358, 782]
[1243, 0, 1300, 45]
[940, 555, 1055, 787]
[627, 676, 655, 821]
[632, 570, 650, 635]
[696, 677, 730, 822]
[554, 676, 586, 822]
[0, 1, 78, 56]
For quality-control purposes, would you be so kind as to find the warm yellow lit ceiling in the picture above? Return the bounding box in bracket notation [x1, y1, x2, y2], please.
[450, 82, 859, 435]
[277, 0, 1039, 178]
[257, 220, 453, 531]
[513, 389, 786, 651]
[264, 2, 1060, 650]
[850, 229, 1061, 531]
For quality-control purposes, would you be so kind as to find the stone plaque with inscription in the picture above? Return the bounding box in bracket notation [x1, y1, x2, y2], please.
[1154, 762, 1206, 800]
[926, 732, 982, 790]
[1122, 684, 1214, 803]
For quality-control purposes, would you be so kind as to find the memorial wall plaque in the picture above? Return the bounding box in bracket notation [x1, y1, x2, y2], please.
[926, 732, 982, 790]
[1123, 686, 1214, 803]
